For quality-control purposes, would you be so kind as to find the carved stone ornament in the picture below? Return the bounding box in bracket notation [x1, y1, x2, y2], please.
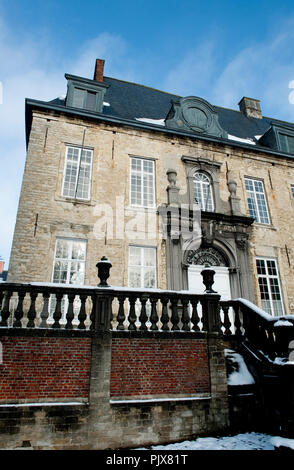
[186, 247, 227, 267]
[165, 96, 228, 139]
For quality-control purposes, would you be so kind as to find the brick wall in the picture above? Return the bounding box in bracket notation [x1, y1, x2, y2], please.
[0, 336, 91, 402]
[110, 337, 210, 397]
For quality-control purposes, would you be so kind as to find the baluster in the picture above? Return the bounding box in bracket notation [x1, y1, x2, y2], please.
[181, 298, 190, 331]
[150, 296, 159, 331]
[160, 296, 170, 331]
[117, 295, 126, 330]
[90, 294, 96, 330]
[171, 297, 180, 331]
[13, 290, 25, 327]
[139, 295, 148, 331]
[39, 291, 50, 328]
[234, 304, 242, 336]
[27, 291, 37, 328]
[222, 303, 231, 335]
[128, 295, 137, 331]
[65, 293, 75, 330]
[78, 294, 87, 330]
[200, 299, 208, 332]
[52, 292, 63, 328]
[191, 299, 200, 332]
[0, 291, 12, 327]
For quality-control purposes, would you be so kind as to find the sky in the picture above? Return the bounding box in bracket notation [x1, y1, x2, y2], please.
[1, 0, 294, 267]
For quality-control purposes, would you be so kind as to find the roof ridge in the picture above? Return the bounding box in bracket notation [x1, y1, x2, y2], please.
[104, 75, 182, 98]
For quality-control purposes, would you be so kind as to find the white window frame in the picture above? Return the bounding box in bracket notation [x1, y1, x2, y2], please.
[50, 238, 87, 323]
[291, 184, 294, 199]
[129, 157, 156, 208]
[193, 171, 214, 212]
[61, 145, 93, 201]
[256, 257, 284, 316]
[244, 177, 270, 224]
[52, 237, 87, 285]
[128, 245, 157, 289]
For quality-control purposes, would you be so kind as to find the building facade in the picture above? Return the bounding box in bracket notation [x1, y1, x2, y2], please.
[7, 59, 294, 316]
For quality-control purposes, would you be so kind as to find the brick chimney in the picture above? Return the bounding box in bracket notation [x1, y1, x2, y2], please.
[93, 59, 105, 82]
[238, 97, 262, 119]
[0, 260, 4, 274]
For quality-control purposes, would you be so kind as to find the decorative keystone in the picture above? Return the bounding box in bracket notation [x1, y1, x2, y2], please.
[201, 266, 217, 293]
[96, 256, 112, 287]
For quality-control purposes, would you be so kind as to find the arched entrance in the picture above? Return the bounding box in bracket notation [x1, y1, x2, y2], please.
[186, 246, 231, 299]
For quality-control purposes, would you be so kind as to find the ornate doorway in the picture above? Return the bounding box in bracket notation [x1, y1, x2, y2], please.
[186, 247, 231, 299]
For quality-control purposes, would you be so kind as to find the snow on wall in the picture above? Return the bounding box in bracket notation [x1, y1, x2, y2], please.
[225, 349, 255, 386]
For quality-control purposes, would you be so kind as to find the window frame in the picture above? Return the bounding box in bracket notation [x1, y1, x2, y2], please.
[244, 177, 270, 225]
[256, 257, 284, 316]
[61, 145, 93, 201]
[193, 170, 215, 212]
[52, 237, 87, 286]
[129, 156, 156, 209]
[128, 245, 157, 289]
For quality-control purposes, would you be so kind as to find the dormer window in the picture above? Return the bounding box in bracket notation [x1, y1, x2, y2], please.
[279, 134, 294, 154]
[193, 171, 214, 212]
[65, 74, 109, 113]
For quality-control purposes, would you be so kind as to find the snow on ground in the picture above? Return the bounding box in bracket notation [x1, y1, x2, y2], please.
[137, 433, 293, 450]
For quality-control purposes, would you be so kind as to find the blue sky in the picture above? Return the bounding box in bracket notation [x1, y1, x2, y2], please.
[1, 0, 294, 266]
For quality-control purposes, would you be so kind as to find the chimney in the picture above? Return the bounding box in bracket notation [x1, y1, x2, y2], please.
[238, 97, 262, 119]
[0, 260, 4, 274]
[93, 58, 105, 82]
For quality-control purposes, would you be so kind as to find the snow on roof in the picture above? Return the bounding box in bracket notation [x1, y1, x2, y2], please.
[228, 134, 256, 145]
[135, 117, 165, 126]
[225, 349, 255, 386]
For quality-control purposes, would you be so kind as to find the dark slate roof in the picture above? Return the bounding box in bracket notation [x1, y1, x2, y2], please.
[46, 74, 294, 153]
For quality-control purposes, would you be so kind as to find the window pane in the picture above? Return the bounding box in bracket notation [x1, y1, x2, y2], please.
[130, 158, 155, 207]
[128, 246, 156, 288]
[62, 146, 92, 200]
[256, 258, 283, 316]
[245, 178, 269, 224]
[53, 239, 86, 286]
[86, 91, 96, 111]
[193, 172, 214, 211]
[72, 88, 85, 108]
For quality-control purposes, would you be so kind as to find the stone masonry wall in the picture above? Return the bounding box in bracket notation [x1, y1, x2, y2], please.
[7, 109, 294, 315]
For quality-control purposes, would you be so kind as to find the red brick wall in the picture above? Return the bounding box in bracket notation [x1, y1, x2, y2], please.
[110, 338, 210, 397]
[0, 336, 91, 401]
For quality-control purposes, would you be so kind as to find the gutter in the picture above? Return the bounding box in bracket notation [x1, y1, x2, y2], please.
[25, 99, 294, 161]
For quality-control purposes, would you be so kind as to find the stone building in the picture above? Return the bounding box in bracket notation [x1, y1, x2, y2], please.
[8, 58, 294, 316]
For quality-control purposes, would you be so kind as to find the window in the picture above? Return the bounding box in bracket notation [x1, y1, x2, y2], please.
[193, 171, 214, 211]
[52, 238, 87, 285]
[291, 185, 294, 199]
[130, 157, 155, 207]
[128, 246, 157, 288]
[244, 178, 270, 224]
[50, 238, 87, 322]
[72, 88, 97, 112]
[256, 258, 284, 316]
[62, 146, 93, 200]
[279, 134, 294, 154]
